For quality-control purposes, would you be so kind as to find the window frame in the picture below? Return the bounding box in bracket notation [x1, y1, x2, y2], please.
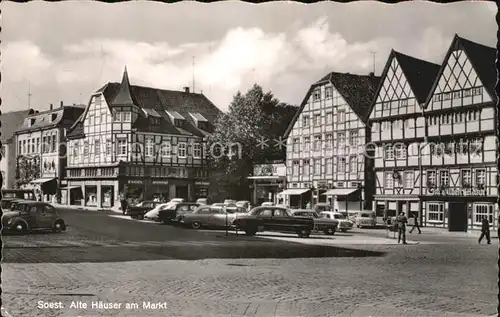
[427, 202, 444, 223]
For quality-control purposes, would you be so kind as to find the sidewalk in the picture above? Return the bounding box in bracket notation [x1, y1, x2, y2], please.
[53, 203, 122, 214]
[419, 226, 499, 239]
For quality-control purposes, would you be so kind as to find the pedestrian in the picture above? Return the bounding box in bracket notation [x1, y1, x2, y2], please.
[478, 216, 491, 244]
[396, 211, 408, 244]
[409, 213, 421, 234]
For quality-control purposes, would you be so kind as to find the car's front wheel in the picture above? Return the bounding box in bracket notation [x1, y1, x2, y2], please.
[191, 221, 202, 229]
[324, 227, 336, 236]
[244, 228, 257, 236]
[137, 214, 144, 220]
[297, 228, 311, 238]
[14, 222, 28, 234]
[53, 220, 66, 233]
[341, 228, 348, 233]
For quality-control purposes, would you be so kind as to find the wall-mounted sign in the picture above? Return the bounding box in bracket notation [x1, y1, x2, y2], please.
[195, 181, 209, 186]
[428, 187, 487, 196]
[253, 164, 286, 177]
[152, 180, 169, 185]
[128, 179, 144, 185]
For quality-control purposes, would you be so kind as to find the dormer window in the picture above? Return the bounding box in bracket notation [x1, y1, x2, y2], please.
[143, 109, 162, 125]
[29, 118, 36, 127]
[189, 112, 209, 130]
[166, 110, 185, 128]
[51, 113, 57, 122]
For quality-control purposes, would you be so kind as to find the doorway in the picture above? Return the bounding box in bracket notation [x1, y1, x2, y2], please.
[397, 201, 407, 215]
[448, 202, 467, 232]
[176, 186, 189, 201]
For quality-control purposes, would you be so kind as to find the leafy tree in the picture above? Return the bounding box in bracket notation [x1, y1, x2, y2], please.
[207, 84, 298, 201]
[15, 156, 41, 189]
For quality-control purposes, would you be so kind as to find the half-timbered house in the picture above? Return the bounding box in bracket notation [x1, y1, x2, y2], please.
[421, 35, 497, 231]
[282, 72, 380, 210]
[368, 51, 440, 223]
[65, 68, 221, 207]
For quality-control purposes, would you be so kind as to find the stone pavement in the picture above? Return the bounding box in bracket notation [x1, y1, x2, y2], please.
[2, 243, 496, 317]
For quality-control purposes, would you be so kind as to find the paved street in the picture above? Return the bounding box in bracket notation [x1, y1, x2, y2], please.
[2, 207, 498, 316]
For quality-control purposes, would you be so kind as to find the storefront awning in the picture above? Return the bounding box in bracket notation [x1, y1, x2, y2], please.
[279, 188, 310, 196]
[322, 188, 358, 196]
[30, 178, 56, 184]
[247, 176, 286, 180]
[61, 186, 81, 190]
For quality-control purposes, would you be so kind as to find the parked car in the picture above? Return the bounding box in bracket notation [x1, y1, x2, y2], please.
[223, 199, 237, 205]
[180, 205, 248, 229]
[314, 203, 334, 213]
[236, 200, 251, 210]
[158, 202, 200, 224]
[319, 211, 353, 232]
[292, 210, 339, 235]
[126, 201, 158, 220]
[1, 189, 36, 210]
[2, 201, 66, 234]
[261, 202, 274, 206]
[232, 206, 314, 238]
[170, 198, 185, 204]
[355, 211, 377, 228]
[144, 203, 176, 222]
[196, 198, 208, 205]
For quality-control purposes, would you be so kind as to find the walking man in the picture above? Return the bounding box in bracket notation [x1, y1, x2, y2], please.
[409, 213, 421, 234]
[396, 211, 408, 244]
[478, 216, 491, 244]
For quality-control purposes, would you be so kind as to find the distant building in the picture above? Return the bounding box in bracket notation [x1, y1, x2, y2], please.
[248, 161, 287, 206]
[1, 109, 37, 189]
[283, 72, 380, 210]
[65, 68, 222, 207]
[14, 103, 85, 202]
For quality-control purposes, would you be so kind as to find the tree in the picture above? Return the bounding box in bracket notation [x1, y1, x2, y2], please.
[15, 155, 41, 189]
[206, 84, 298, 200]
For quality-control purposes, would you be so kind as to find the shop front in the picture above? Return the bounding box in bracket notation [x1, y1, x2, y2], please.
[248, 163, 286, 206]
[194, 181, 209, 200]
[421, 187, 498, 232]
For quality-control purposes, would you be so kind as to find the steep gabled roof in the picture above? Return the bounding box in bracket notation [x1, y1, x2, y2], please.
[284, 71, 380, 138]
[1, 109, 36, 143]
[424, 34, 497, 106]
[393, 51, 441, 104]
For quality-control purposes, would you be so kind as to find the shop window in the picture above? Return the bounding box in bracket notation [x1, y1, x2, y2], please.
[473, 204, 493, 225]
[427, 202, 444, 222]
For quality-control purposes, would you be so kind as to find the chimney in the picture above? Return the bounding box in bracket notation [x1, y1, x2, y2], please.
[369, 72, 375, 77]
[60, 101, 64, 108]
[183, 87, 190, 93]
[49, 103, 53, 110]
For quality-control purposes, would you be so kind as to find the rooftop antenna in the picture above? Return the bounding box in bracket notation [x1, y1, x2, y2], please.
[370, 51, 376, 74]
[192, 56, 195, 93]
[27, 81, 32, 109]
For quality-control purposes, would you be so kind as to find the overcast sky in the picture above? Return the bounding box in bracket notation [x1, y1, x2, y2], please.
[2, 1, 496, 113]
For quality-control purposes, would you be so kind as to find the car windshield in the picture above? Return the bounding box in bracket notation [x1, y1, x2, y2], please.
[334, 214, 346, 219]
[361, 213, 372, 218]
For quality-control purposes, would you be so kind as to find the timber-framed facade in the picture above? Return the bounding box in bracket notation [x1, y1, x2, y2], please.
[65, 68, 221, 208]
[283, 72, 380, 210]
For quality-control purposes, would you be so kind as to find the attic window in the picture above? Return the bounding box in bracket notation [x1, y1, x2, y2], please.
[29, 118, 36, 126]
[51, 113, 58, 122]
[188, 112, 208, 129]
[165, 110, 185, 128]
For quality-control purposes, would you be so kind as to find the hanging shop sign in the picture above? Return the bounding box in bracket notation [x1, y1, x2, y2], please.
[128, 179, 144, 185]
[253, 164, 286, 177]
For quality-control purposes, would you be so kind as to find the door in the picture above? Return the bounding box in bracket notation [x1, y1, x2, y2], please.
[397, 201, 406, 215]
[176, 186, 189, 201]
[271, 208, 291, 232]
[40, 204, 57, 229]
[448, 202, 467, 232]
[256, 208, 273, 231]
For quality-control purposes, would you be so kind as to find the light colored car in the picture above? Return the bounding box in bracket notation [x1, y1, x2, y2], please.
[170, 198, 185, 204]
[236, 200, 251, 210]
[355, 211, 377, 228]
[319, 211, 354, 232]
[223, 199, 237, 205]
[144, 203, 176, 221]
[261, 202, 274, 206]
[196, 198, 208, 205]
[180, 205, 248, 229]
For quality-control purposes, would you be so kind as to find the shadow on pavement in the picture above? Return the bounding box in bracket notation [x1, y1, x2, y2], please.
[2, 243, 386, 264]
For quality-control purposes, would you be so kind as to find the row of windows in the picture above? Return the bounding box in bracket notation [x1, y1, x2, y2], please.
[289, 181, 359, 189]
[72, 139, 202, 159]
[381, 98, 410, 110]
[67, 166, 206, 179]
[427, 202, 493, 225]
[383, 168, 488, 189]
[302, 110, 347, 127]
[291, 131, 360, 152]
[427, 110, 481, 126]
[432, 87, 482, 102]
[290, 156, 359, 175]
[382, 138, 483, 160]
[426, 168, 486, 188]
[18, 134, 58, 155]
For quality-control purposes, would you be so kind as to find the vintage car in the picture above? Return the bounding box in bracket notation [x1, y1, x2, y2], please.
[2, 201, 66, 234]
[236, 200, 251, 210]
[126, 201, 159, 220]
[223, 199, 237, 206]
[180, 205, 248, 229]
[261, 202, 274, 206]
[232, 206, 315, 238]
[292, 210, 339, 235]
[170, 198, 185, 204]
[319, 211, 354, 232]
[355, 211, 377, 228]
[196, 198, 208, 205]
[314, 203, 333, 213]
[1, 189, 36, 210]
[158, 202, 200, 224]
[144, 203, 176, 222]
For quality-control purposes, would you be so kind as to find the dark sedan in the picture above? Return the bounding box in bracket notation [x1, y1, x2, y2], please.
[2, 201, 66, 234]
